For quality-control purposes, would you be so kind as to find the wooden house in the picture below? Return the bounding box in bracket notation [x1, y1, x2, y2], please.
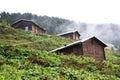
[11, 19, 46, 34]
[50, 36, 107, 61]
[58, 31, 80, 41]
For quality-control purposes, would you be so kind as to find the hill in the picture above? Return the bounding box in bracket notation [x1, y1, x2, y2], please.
[0, 12, 120, 52]
[0, 22, 120, 80]
[0, 12, 71, 34]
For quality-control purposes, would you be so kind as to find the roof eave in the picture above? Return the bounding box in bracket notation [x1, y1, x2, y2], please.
[11, 19, 46, 31]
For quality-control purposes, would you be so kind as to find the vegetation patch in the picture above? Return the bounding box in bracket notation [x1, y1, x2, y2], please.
[0, 23, 120, 80]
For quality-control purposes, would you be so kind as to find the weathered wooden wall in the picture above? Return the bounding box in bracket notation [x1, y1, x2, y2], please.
[32, 24, 45, 34]
[73, 32, 80, 41]
[82, 38, 106, 60]
[13, 21, 45, 34]
[61, 33, 80, 41]
[52, 37, 106, 61]
[13, 21, 32, 30]
[61, 33, 73, 40]
[56, 44, 83, 56]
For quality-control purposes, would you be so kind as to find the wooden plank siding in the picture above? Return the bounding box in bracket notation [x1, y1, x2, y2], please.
[73, 32, 80, 41]
[58, 31, 80, 41]
[32, 24, 45, 34]
[57, 44, 83, 56]
[12, 19, 46, 34]
[50, 36, 107, 61]
[82, 38, 106, 60]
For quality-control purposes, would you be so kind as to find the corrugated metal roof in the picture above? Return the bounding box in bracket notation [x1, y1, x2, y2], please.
[57, 31, 80, 36]
[50, 40, 81, 52]
[50, 36, 107, 52]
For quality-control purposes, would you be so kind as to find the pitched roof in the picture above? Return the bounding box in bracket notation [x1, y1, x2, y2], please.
[50, 40, 81, 52]
[50, 36, 107, 52]
[57, 31, 80, 36]
[11, 19, 46, 31]
[81, 36, 107, 46]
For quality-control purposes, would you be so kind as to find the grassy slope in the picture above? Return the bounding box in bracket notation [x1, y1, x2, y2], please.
[0, 24, 120, 80]
[0, 25, 73, 51]
[105, 50, 120, 64]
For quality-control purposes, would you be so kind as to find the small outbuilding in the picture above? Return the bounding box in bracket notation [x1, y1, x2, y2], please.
[11, 19, 46, 34]
[50, 36, 107, 61]
[57, 31, 80, 41]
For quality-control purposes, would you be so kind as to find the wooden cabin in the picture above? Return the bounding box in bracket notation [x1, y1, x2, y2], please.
[50, 36, 107, 61]
[11, 19, 46, 34]
[58, 31, 80, 41]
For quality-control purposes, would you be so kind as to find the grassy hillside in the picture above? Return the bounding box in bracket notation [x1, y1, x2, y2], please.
[0, 22, 73, 51]
[105, 50, 120, 64]
[0, 23, 120, 80]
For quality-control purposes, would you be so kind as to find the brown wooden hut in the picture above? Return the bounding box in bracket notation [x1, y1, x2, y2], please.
[50, 36, 107, 61]
[11, 19, 46, 34]
[58, 31, 80, 41]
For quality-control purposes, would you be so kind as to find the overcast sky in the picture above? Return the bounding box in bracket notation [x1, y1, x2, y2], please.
[0, 0, 120, 24]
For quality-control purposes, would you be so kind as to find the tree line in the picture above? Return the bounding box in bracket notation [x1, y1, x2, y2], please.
[0, 12, 73, 34]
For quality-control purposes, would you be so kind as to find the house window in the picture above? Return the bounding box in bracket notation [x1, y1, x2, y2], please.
[25, 26, 29, 31]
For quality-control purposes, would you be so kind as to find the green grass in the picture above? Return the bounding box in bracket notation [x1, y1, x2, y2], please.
[0, 25, 73, 51]
[0, 23, 120, 80]
[105, 50, 120, 64]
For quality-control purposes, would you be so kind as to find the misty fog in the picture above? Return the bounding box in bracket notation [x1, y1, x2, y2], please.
[55, 22, 120, 52]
